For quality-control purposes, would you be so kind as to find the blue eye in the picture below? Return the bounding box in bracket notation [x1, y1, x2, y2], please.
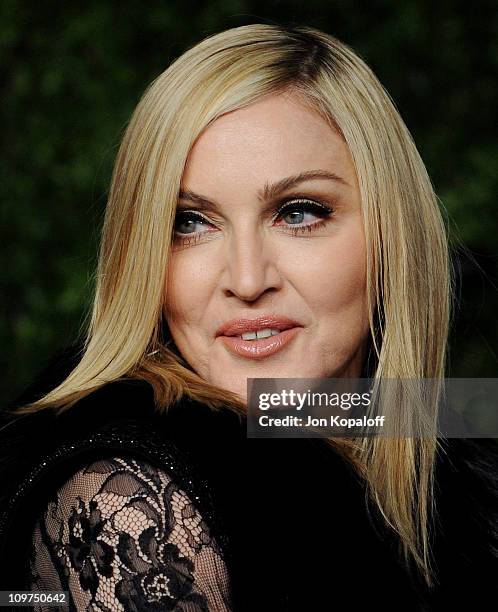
[172, 197, 335, 247]
[275, 199, 333, 226]
[174, 211, 207, 235]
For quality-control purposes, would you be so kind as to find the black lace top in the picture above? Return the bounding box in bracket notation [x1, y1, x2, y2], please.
[28, 455, 232, 611]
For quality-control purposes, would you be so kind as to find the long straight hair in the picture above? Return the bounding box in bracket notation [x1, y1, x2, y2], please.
[13, 23, 452, 587]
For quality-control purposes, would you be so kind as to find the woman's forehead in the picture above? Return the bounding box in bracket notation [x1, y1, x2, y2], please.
[181, 92, 357, 199]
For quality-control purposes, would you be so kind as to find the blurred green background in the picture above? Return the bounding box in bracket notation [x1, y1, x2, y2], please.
[2, 1, 497, 407]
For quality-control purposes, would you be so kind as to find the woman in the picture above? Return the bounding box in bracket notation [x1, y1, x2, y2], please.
[1, 23, 497, 611]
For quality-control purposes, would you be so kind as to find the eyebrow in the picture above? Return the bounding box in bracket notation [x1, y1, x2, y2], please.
[178, 169, 348, 210]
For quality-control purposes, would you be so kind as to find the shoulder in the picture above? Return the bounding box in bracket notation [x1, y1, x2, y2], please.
[0, 402, 239, 594]
[28, 454, 232, 611]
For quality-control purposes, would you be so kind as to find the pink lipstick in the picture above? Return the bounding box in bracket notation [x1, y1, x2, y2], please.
[216, 315, 302, 360]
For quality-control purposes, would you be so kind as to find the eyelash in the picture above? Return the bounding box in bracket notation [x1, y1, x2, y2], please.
[172, 198, 335, 247]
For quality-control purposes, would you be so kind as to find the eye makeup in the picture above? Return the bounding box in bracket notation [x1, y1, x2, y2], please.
[172, 197, 336, 248]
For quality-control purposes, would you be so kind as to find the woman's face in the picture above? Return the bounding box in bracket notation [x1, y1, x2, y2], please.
[165, 90, 369, 403]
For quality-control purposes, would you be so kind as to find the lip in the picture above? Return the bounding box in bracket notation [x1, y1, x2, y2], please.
[218, 327, 302, 360]
[216, 315, 301, 338]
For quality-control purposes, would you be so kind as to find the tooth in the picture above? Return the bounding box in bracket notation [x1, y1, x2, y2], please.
[256, 328, 273, 339]
[240, 328, 281, 340]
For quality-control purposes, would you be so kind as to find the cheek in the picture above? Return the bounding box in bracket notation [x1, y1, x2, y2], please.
[327, 248, 366, 310]
[165, 252, 212, 328]
[294, 226, 367, 316]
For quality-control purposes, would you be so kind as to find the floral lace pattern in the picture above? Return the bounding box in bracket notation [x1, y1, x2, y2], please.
[28, 456, 232, 611]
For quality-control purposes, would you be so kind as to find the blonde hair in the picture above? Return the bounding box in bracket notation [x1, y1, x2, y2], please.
[14, 24, 452, 587]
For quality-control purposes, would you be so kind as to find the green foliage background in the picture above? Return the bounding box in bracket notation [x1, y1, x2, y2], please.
[2, 1, 497, 406]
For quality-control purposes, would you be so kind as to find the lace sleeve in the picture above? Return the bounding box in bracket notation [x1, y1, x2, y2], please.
[27, 455, 232, 611]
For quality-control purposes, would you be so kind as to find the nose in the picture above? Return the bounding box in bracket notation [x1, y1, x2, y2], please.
[221, 226, 282, 303]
